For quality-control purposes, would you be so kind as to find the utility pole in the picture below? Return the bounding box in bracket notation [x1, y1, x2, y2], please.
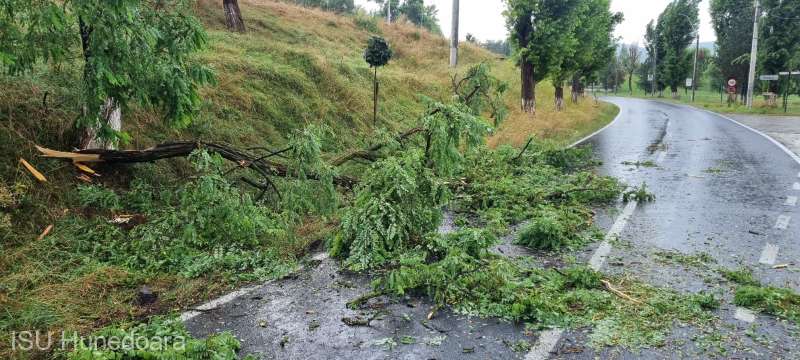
[691, 34, 699, 102]
[449, 0, 459, 68]
[387, 0, 392, 23]
[746, 0, 760, 109]
[652, 36, 658, 97]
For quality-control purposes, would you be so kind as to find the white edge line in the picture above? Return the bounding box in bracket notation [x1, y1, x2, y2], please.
[569, 102, 624, 148]
[648, 99, 800, 166]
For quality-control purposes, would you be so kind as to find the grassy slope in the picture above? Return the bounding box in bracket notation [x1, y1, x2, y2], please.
[0, 1, 615, 357]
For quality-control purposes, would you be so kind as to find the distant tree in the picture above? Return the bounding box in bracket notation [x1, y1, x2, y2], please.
[482, 40, 511, 57]
[710, 0, 753, 99]
[466, 33, 477, 44]
[504, 0, 585, 113]
[0, 0, 213, 149]
[642, 20, 665, 94]
[760, 0, 800, 92]
[565, 0, 622, 104]
[224, 0, 245, 32]
[620, 43, 641, 94]
[364, 36, 393, 125]
[297, 0, 355, 14]
[656, 0, 700, 98]
[370, 0, 441, 34]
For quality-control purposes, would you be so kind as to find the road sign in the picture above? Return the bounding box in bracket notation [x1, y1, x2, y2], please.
[760, 75, 779, 81]
[648, 74, 654, 81]
[685, 78, 693, 87]
[728, 79, 737, 87]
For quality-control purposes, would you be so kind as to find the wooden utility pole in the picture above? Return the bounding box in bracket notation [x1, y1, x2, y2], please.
[449, 0, 459, 68]
[746, 0, 760, 109]
[691, 30, 699, 102]
[387, 0, 392, 23]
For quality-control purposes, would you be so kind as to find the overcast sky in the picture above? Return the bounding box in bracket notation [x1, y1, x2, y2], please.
[354, 0, 717, 44]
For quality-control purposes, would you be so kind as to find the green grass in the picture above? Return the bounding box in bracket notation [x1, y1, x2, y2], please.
[606, 75, 800, 116]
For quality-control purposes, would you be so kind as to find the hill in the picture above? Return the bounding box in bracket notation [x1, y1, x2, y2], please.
[0, 1, 616, 357]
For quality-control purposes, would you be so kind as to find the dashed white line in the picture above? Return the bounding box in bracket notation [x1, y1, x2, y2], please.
[758, 243, 779, 265]
[735, 307, 756, 323]
[588, 201, 639, 271]
[527, 200, 638, 360]
[524, 329, 564, 360]
[775, 215, 791, 230]
[793, 182, 800, 191]
[785, 196, 798, 207]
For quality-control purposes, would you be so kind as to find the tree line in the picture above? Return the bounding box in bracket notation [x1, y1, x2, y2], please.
[503, 0, 623, 113]
[613, 0, 800, 101]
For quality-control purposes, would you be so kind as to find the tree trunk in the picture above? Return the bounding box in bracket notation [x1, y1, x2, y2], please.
[373, 67, 379, 126]
[570, 76, 581, 103]
[80, 98, 122, 150]
[628, 73, 633, 94]
[224, 0, 245, 32]
[521, 60, 535, 113]
[554, 85, 564, 111]
[78, 18, 121, 150]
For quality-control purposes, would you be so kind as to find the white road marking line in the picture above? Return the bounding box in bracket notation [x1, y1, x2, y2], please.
[758, 243, 779, 265]
[656, 151, 667, 163]
[793, 182, 800, 191]
[527, 200, 638, 360]
[775, 215, 791, 230]
[797, 171, 800, 178]
[589, 201, 638, 271]
[786, 196, 798, 206]
[735, 307, 756, 323]
[180, 284, 263, 322]
[525, 329, 564, 360]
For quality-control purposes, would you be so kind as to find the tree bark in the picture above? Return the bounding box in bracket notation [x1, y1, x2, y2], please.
[554, 85, 564, 111]
[628, 73, 633, 94]
[224, 0, 245, 32]
[521, 60, 535, 113]
[78, 18, 121, 150]
[373, 67, 379, 126]
[80, 98, 122, 150]
[571, 76, 581, 103]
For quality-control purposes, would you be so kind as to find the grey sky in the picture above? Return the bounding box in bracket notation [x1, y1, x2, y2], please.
[353, 0, 717, 44]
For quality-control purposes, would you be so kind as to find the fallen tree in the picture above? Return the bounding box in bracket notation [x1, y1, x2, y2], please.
[36, 142, 358, 197]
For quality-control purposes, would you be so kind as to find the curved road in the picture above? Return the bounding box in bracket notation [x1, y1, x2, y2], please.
[585, 97, 800, 291]
[549, 97, 800, 359]
[185, 98, 800, 359]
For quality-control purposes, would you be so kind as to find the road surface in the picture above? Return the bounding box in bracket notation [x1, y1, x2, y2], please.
[185, 97, 800, 359]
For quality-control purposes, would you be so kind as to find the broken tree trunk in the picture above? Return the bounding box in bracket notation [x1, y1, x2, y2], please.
[223, 0, 246, 32]
[80, 98, 122, 150]
[36, 142, 357, 189]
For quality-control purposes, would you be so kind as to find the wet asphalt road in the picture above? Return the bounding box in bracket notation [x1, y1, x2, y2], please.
[186, 97, 800, 359]
[584, 98, 800, 291]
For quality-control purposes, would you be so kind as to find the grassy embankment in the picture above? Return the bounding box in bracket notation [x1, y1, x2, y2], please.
[0, 0, 615, 358]
[607, 74, 800, 116]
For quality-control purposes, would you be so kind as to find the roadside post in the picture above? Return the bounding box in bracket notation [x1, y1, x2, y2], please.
[780, 72, 790, 113]
[759, 74, 779, 107]
[727, 78, 737, 107]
